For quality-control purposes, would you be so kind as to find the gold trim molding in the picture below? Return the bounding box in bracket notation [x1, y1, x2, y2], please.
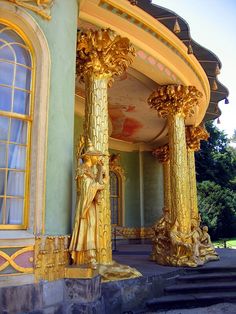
[7, 0, 54, 20]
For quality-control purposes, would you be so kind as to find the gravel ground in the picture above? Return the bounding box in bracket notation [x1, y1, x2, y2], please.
[147, 302, 236, 314]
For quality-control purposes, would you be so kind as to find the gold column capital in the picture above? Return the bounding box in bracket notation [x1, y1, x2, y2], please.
[152, 144, 169, 163]
[77, 28, 135, 86]
[186, 125, 209, 151]
[148, 85, 202, 118]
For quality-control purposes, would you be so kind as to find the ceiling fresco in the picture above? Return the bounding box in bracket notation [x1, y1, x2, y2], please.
[108, 72, 167, 143]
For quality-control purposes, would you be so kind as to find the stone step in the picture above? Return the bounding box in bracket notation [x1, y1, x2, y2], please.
[165, 281, 236, 294]
[146, 291, 236, 311]
[177, 272, 236, 283]
[184, 266, 236, 274]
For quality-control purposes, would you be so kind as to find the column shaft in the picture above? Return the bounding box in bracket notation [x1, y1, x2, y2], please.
[84, 75, 112, 264]
[163, 161, 172, 219]
[187, 149, 198, 220]
[169, 113, 190, 234]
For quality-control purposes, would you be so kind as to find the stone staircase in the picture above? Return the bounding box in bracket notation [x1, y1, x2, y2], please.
[146, 267, 236, 312]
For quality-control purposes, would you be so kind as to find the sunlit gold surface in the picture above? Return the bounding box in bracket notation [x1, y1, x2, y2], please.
[148, 85, 202, 119]
[148, 85, 218, 267]
[77, 28, 135, 87]
[99, 261, 142, 282]
[65, 265, 99, 279]
[8, 0, 53, 20]
[34, 236, 70, 282]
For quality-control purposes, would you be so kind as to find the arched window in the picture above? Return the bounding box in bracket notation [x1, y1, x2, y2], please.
[0, 22, 33, 229]
[110, 171, 121, 225]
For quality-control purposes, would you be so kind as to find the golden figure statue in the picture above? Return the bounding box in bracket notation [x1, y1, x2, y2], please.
[69, 140, 106, 269]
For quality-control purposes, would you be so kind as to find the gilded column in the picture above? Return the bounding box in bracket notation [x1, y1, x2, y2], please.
[153, 144, 172, 221]
[148, 85, 202, 234]
[186, 125, 209, 220]
[148, 85, 205, 267]
[77, 29, 135, 264]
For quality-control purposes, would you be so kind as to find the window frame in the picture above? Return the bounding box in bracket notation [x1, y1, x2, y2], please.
[0, 19, 35, 230]
[110, 170, 123, 226]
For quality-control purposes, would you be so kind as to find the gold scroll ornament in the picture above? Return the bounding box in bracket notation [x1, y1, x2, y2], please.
[8, 0, 54, 20]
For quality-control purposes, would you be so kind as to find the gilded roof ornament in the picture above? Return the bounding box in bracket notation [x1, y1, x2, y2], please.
[8, 0, 54, 20]
[148, 85, 202, 118]
[76, 28, 135, 86]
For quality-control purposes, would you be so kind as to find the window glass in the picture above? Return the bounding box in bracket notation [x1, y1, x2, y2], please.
[110, 171, 120, 226]
[0, 86, 12, 111]
[0, 116, 9, 141]
[0, 23, 32, 228]
[0, 62, 14, 85]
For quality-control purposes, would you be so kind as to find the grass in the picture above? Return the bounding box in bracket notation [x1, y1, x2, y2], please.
[213, 238, 236, 248]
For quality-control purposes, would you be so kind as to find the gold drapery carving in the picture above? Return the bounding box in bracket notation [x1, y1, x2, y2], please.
[73, 28, 136, 275]
[8, 0, 54, 20]
[149, 85, 218, 266]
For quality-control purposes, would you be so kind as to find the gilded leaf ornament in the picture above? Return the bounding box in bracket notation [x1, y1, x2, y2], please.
[186, 125, 209, 151]
[152, 144, 169, 163]
[76, 28, 136, 86]
[148, 85, 203, 118]
[8, 0, 54, 20]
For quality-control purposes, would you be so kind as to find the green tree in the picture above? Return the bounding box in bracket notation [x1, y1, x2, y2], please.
[195, 121, 236, 190]
[198, 181, 236, 239]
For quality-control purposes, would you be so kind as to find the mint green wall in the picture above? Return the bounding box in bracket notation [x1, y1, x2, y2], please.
[33, 0, 78, 234]
[110, 149, 141, 227]
[143, 152, 164, 226]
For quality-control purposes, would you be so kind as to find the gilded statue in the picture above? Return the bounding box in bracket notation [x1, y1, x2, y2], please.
[69, 140, 106, 269]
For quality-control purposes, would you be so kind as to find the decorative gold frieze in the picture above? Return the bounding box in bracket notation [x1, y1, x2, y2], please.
[34, 235, 70, 282]
[148, 84, 202, 118]
[76, 28, 135, 86]
[186, 125, 209, 151]
[8, 0, 54, 20]
[0, 246, 34, 274]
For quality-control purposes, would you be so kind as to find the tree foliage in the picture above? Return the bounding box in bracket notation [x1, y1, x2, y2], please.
[196, 121, 236, 239]
[198, 181, 236, 240]
[195, 121, 236, 190]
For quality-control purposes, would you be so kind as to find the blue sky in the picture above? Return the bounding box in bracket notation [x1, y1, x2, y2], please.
[152, 0, 236, 138]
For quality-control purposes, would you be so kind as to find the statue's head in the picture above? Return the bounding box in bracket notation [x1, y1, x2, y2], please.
[202, 226, 208, 233]
[82, 139, 104, 164]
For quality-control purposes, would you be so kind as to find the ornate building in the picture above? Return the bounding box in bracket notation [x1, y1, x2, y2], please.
[0, 0, 228, 312]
